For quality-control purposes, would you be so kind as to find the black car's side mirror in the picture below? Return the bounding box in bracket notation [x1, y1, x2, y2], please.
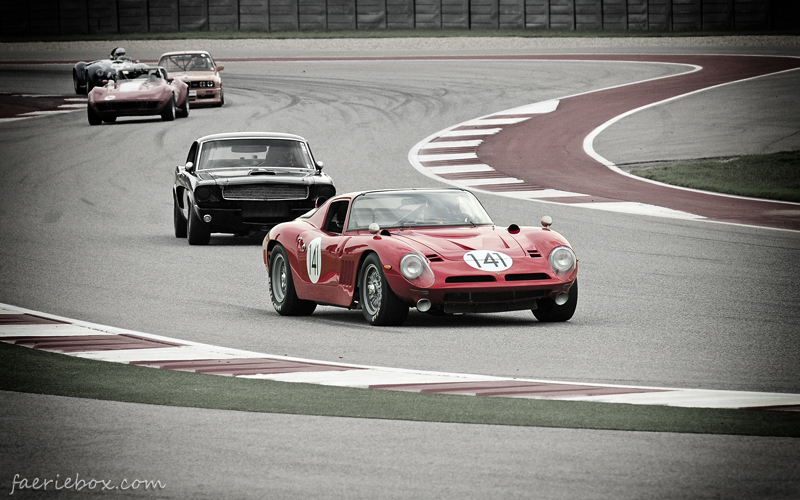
[185, 162, 195, 173]
[315, 161, 324, 173]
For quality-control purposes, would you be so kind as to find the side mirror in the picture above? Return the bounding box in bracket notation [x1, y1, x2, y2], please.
[541, 215, 553, 228]
[167, 77, 174, 83]
[185, 162, 195, 173]
[216, 65, 224, 72]
[315, 161, 324, 173]
[369, 223, 381, 235]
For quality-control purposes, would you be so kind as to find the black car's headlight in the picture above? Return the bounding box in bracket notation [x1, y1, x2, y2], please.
[548, 246, 576, 275]
[195, 187, 212, 202]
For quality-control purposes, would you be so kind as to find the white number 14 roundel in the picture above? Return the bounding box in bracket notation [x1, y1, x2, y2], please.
[463, 250, 513, 271]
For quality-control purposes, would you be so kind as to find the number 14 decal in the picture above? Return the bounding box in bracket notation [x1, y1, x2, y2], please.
[463, 250, 513, 271]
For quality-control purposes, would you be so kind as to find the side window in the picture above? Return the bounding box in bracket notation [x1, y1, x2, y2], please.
[186, 142, 198, 165]
[323, 201, 349, 234]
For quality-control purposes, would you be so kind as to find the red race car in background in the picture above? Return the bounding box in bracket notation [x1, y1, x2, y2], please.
[87, 66, 189, 125]
[263, 188, 578, 326]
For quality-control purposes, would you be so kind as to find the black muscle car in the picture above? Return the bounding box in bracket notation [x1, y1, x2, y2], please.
[173, 132, 336, 245]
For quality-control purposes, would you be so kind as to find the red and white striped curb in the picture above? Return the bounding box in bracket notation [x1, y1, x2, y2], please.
[2, 303, 798, 411]
[408, 98, 706, 221]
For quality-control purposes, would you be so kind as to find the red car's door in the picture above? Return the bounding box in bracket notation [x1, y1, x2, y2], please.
[295, 200, 353, 307]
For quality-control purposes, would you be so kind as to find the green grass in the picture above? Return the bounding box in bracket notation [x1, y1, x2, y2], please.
[2, 29, 799, 44]
[2, 341, 798, 436]
[630, 151, 800, 203]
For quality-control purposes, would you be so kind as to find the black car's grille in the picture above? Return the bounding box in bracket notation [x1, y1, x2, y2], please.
[96, 101, 159, 111]
[443, 289, 550, 303]
[189, 81, 215, 89]
[222, 184, 308, 201]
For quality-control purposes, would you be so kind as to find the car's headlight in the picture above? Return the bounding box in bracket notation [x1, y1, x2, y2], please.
[548, 246, 576, 275]
[399, 252, 435, 287]
[400, 253, 425, 280]
[195, 187, 212, 202]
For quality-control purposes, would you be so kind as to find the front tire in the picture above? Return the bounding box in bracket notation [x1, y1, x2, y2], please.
[186, 201, 210, 245]
[359, 253, 408, 326]
[173, 193, 187, 238]
[87, 105, 102, 126]
[161, 95, 176, 121]
[533, 280, 578, 323]
[269, 245, 316, 316]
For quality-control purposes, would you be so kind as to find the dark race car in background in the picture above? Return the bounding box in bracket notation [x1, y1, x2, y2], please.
[158, 51, 225, 107]
[73, 47, 146, 95]
[173, 132, 336, 245]
[87, 66, 189, 125]
[263, 188, 578, 326]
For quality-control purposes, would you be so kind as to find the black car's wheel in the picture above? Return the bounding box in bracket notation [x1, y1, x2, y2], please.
[533, 280, 578, 323]
[173, 194, 187, 238]
[186, 201, 210, 245]
[269, 244, 316, 316]
[176, 96, 189, 118]
[359, 253, 409, 326]
[161, 95, 176, 121]
[102, 116, 116, 123]
[87, 106, 102, 126]
[73, 71, 86, 95]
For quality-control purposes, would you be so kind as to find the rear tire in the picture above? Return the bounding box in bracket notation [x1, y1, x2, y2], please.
[176, 96, 189, 118]
[359, 253, 408, 326]
[186, 200, 210, 245]
[161, 95, 176, 121]
[533, 280, 578, 323]
[73, 71, 86, 95]
[269, 245, 316, 316]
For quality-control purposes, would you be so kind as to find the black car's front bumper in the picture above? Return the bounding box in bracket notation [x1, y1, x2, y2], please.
[192, 201, 314, 234]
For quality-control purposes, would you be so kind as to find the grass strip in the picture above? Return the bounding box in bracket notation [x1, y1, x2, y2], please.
[629, 151, 800, 203]
[2, 342, 798, 437]
[3, 29, 799, 44]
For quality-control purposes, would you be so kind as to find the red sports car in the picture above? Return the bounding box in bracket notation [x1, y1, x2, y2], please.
[87, 66, 189, 125]
[262, 188, 578, 326]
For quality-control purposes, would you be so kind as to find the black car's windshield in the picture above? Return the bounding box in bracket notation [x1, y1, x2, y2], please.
[346, 190, 494, 230]
[196, 139, 315, 171]
[159, 53, 214, 72]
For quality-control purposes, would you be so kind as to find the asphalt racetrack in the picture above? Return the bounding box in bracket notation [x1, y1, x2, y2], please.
[1, 37, 799, 498]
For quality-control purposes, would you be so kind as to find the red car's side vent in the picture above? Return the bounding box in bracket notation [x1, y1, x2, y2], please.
[528, 250, 542, 258]
[341, 260, 357, 289]
[426, 254, 443, 262]
[445, 275, 496, 283]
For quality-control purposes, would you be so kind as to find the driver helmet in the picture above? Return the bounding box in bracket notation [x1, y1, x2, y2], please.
[111, 47, 127, 60]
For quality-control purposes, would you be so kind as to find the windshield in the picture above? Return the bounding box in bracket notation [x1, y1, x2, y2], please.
[196, 139, 315, 171]
[346, 190, 494, 230]
[159, 53, 214, 72]
[116, 67, 164, 83]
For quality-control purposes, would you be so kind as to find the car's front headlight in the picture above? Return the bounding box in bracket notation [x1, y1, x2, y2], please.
[548, 246, 576, 275]
[399, 253, 435, 287]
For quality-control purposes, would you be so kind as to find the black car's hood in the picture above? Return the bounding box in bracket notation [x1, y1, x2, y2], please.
[196, 169, 325, 185]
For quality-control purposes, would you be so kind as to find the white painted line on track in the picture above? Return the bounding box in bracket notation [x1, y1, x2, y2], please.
[3, 302, 799, 411]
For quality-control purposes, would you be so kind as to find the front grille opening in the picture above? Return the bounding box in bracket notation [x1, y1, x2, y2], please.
[445, 275, 496, 284]
[223, 184, 308, 201]
[505, 273, 551, 282]
[443, 289, 550, 303]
